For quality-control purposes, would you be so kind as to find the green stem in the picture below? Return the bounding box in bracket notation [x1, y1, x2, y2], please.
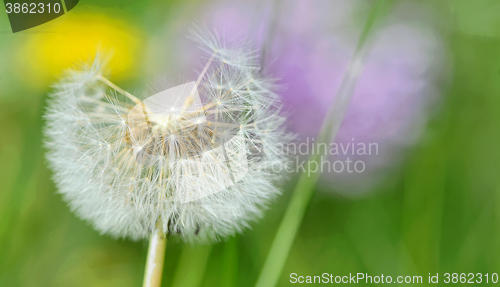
[142, 226, 167, 287]
[255, 1, 391, 286]
[260, 0, 282, 68]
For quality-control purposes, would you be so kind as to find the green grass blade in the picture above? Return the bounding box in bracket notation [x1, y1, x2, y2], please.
[255, 1, 392, 286]
[170, 244, 212, 287]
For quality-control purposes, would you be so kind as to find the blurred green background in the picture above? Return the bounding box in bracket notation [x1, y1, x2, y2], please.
[1, 0, 500, 286]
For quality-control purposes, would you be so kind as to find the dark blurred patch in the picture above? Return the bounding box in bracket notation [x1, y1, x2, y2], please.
[64, 0, 78, 11]
[5, 1, 66, 33]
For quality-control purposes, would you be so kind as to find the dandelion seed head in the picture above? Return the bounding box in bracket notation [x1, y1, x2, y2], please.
[44, 30, 291, 243]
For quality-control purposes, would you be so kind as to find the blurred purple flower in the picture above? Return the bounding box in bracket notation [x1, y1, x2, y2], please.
[194, 0, 445, 193]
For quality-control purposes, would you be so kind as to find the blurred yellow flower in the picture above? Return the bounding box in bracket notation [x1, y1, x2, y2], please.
[16, 11, 144, 87]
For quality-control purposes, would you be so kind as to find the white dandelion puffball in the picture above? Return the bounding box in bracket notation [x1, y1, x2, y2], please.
[44, 32, 290, 242]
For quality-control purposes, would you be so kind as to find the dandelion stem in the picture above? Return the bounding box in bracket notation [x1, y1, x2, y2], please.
[142, 225, 167, 287]
[255, 1, 392, 286]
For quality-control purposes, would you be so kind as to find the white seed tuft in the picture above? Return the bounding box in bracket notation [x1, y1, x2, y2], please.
[44, 31, 291, 243]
